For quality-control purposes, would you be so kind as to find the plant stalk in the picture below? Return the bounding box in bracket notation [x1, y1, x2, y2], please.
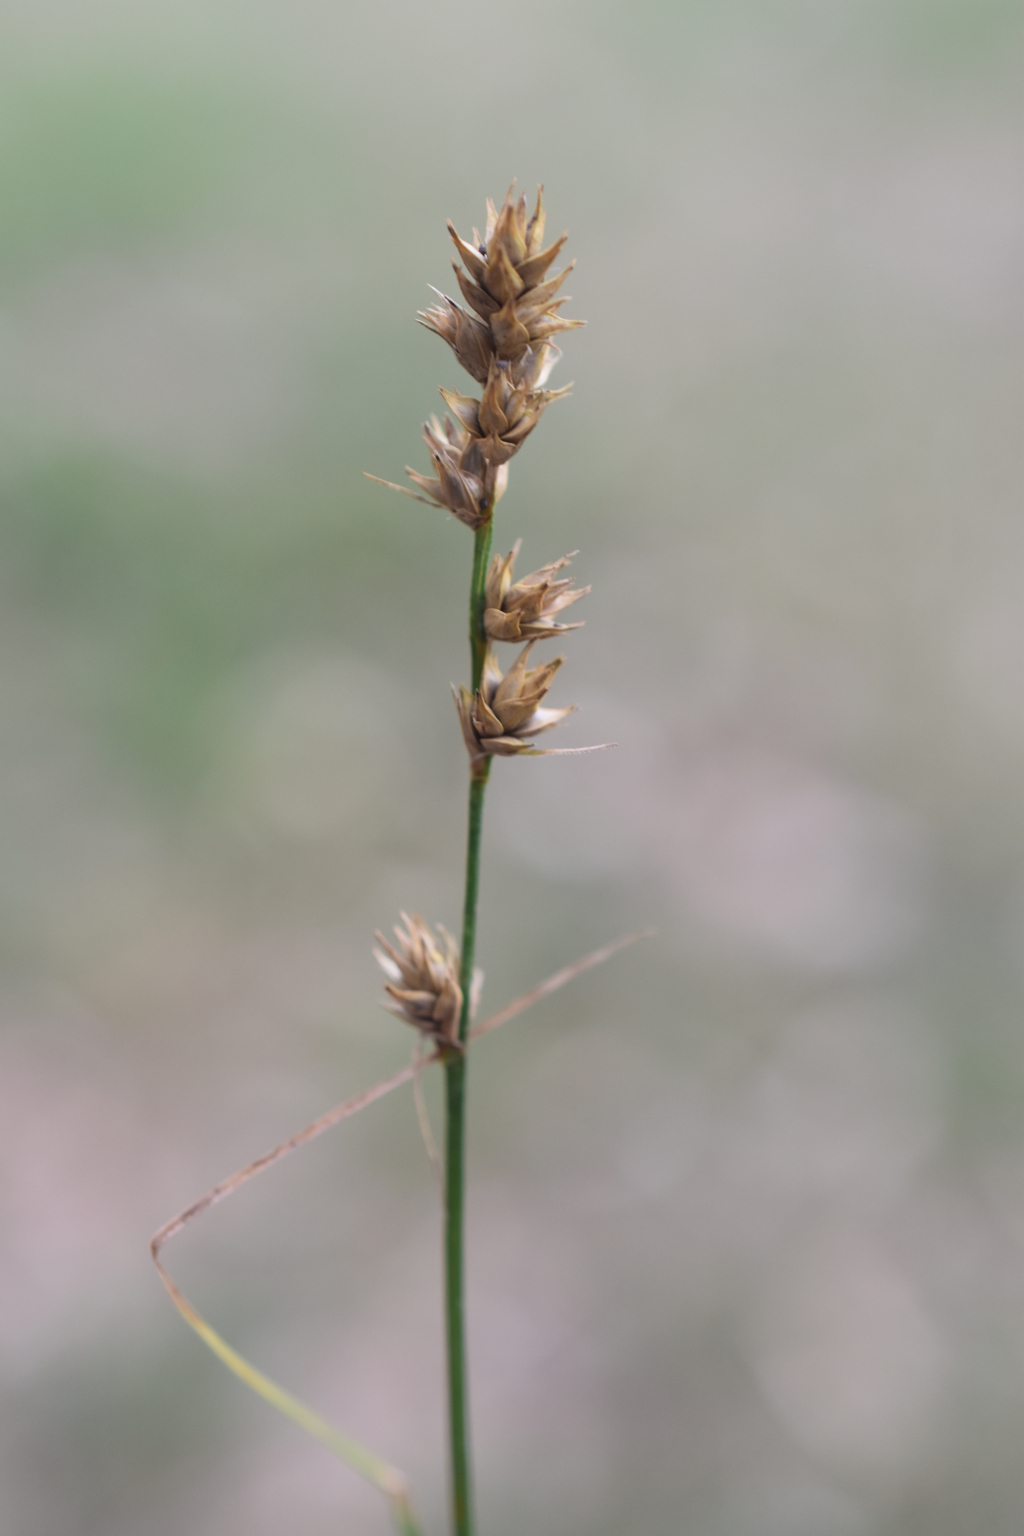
[444, 515, 493, 1536]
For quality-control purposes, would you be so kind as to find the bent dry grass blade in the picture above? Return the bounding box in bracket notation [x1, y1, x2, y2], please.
[468, 930, 656, 1044]
[151, 1058, 428, 1535]
[151, 931, 652, 1535]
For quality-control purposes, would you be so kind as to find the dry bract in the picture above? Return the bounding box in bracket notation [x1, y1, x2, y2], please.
[484, 539, 589, 642]
[455, 641, 575, 771]
[374, 914, 463, 1044]
[418, 290, 494, 384]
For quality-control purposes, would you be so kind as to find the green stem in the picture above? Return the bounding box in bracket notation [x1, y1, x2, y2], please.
[467, 517, 494, 693]
[445, 515, 493, 1536]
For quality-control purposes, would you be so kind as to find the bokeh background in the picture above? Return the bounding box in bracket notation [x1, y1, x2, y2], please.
[2, 1, 1023, 1532]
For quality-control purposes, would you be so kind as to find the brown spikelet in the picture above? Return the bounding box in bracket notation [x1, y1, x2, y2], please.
[371, 185, 580, 527]
[455, 642, 576, 772]
[424, 188, 581, 477]
[441, 185, 584, 373]
[395, 414, 508, 528]
[484, 541, 589, 642]
[373, 913, 464, 1045]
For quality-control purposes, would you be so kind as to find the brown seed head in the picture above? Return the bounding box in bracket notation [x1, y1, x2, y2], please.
[371, 185, 580, 526]
[444, 185, 584, 366]
[484, 540, 590, 642]
[421, 188, 580, 481]
[455, 641, 576, 772]
[373, 913, 463, 1045]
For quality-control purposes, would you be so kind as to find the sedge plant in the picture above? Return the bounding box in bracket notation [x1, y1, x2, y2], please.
[369, 183, 600, 1535]
[153, 184, 635, 1536]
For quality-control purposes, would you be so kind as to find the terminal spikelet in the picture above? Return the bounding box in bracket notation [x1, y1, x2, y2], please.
[443, 184, 584, 366]
[372, 185, 581, 526]
[407, 185, 581, 515]
[484, 540, 590, 642]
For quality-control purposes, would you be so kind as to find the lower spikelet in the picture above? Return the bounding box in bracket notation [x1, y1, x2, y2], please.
[373, 913, 464, 1045]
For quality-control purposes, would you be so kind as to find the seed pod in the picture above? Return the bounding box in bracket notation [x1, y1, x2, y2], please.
[455, 642, 576, 771]
[373, 913, 463, 1045]
[484, 540, 590, 642]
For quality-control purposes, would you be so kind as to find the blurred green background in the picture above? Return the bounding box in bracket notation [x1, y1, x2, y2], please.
[1, 1, 1023, 1532]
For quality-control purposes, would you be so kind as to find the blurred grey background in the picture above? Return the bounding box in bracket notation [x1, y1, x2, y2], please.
[1, 1, 1023, 1533]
